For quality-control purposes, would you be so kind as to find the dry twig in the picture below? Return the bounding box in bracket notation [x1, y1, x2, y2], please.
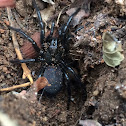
[56, 6, 69, 25]
[6, 7, 33, 84]
[0, 82, 31, 92]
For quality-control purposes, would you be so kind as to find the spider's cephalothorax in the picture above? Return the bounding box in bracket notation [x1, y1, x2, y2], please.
[9, 0, 86, 109]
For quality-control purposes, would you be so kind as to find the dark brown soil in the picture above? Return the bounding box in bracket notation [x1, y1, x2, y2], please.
[0, 0, 126, 126]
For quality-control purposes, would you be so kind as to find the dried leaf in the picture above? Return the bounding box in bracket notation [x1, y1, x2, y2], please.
[102, 32, 118, 53]
[34, 77, 50, 92]
[104, 52, 124, 61]
[33, 6, 55, 24]
[102, 32, 124, 67]
[66, 0, 94, 26]
[13, 77, 50, 101]
[103, 55, 123, 67]
[0, 0, 15, 7]
[66, 8, 89, 26]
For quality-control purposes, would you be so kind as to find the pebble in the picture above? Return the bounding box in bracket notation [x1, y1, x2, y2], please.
[7, 74, 11, 79]
[93, 90, 99, 96]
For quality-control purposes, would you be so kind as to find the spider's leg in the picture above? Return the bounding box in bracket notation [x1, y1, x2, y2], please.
[60, 61, 87, 109]
[58, 8, 81, 49]
[50, 21, 55, 36]
[63, 8, 81, 33]
[10, 58, 45, 63]
[32, 0, 45, 47]
[64, 72, 71, 110]
[58, 24, 65, 36]
[58, 24, 66, 47]
[46, 21, 55, 42]
[59, 63, 71, 109]
[60, 60, 82, 86]
[37, 64, 46, 78]
[37, 64, 47, 102]
[58, 8, 81, 37]
[10, 59, 36, 63]
[8, 26, 40, 53]
[74, 26, 84, 34]
[61, 25, 84, 42]
[61, 61, 87, 102]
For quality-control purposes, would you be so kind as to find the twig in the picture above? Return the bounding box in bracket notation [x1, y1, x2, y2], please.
[0, 82, 31, 92]
[56, 6, 69, 25]
[6, 7, 33, 84]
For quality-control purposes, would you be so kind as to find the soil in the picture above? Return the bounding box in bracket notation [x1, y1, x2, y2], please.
[0, 0, 126, 126]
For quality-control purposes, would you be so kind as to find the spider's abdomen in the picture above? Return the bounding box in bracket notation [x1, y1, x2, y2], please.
[43, 65, 63, 95]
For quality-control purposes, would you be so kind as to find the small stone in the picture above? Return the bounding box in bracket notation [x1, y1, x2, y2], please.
[79, 119, 102, 126]
[7, 74, 11, 79]
[93, 90, 99, 96]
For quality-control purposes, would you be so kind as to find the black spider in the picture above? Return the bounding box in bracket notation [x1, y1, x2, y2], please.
[8, 0, 86, 109]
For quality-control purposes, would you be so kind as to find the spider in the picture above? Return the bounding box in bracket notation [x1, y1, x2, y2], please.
[8, 0, 86, 109]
